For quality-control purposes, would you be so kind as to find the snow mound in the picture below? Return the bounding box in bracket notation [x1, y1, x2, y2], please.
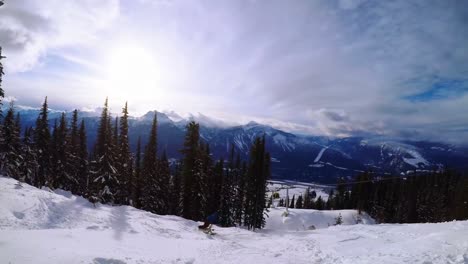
[1, 176, 468, 264]
[265, 208, 374, 231]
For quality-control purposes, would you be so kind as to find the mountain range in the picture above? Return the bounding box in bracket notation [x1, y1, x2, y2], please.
[13, 107, 468, 183]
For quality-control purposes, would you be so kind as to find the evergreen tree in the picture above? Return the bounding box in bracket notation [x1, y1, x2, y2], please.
[67, 110, 81, 194]
[0, 47, 5, 162]
[169, 161, 182, 215]
[334, 213, 343, 225]
[207, 152, 223, 216]
[157, 150, 171, 214]
[20, 127, 38, 185]
[296, 195, 303, 209]
[90, 98, 118, 204]
[141, 113, 160, 213]
[112, 116, 119, 147]
[50, 120, 59, 185]
[78, 120, 89, 196]
[0, 47, 4, 100]
[289, 195, 295, 209]
[244, 136, 270, 230]
[303, 188, 311, 209]
[34, 97, 51, 187]
[117, 102, 132, 205]
[195, 143, 211, 219]
[217, 146, 240, 227]
[234, 158, 247, 226]
[219, 159, 237, 227]
[316, 196, 324, 210]
[133, 136, 142, 208]
[1, 104, 22, 178]
[51, 113, 76, 190]
[335, 178, 347, 209]
[181, 121, 203, 220]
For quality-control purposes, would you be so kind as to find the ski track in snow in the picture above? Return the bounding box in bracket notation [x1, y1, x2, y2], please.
[1, 176, 468, 264]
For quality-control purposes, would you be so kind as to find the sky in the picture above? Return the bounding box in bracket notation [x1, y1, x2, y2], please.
[1, 0, 468, 142]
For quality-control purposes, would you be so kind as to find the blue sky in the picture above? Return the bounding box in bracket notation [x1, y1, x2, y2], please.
[1, 0, 468, 142]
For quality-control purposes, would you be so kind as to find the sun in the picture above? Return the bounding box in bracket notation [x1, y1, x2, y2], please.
[103, 44, 159, 99]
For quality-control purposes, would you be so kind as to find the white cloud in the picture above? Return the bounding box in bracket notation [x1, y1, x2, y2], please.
[1, 0, 468, 143]
[0, 0, 119, 72]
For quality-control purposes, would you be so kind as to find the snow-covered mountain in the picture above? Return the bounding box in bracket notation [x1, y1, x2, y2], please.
[14, 109, 468, 183]
[2, 176, 468, 264]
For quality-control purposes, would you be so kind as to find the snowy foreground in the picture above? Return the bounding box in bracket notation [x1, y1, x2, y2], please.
[1, 177, 467, 264]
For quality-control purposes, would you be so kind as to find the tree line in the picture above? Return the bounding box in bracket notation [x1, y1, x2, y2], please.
[0, 96, 271, 230]
[278, 170, 468, 223]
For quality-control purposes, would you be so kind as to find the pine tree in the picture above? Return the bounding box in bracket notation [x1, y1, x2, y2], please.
[192, 144, 209, 220]
[50, 120, 59, 185]
[157, 150, 171, 214]
[296, 195, 303, 209]
[52, 113, 76, 191]
[335, 178, 347, 209]
[303, 188, 311, 209]
[289, 195, 295, 208]
[244, 136, 270, 230]
[334, 213, 343, 225]
[181, 121, 202, 220]
[113, 116, 119, 148]
[133, 136, 142, 208]
[169, 161, 182, 215]
[67, 110, 81, 194]
[141, 113, 159, 212]
[34, 97, 51, 187]
[316, 196, 324, 210]
[78, 120, 89, 196]
[207, 151, 223, 215]
[194, 143, 210, 219]
[90, 98, 118, 204]
[218, 146, 244, 227]
[117, 102, 132, 205]
[0, 47, 5, 160]
[267, 195, 273, 208]
[219, 159, 236, 227]
[20, 127, 38, 185]
[0, 47, 4, 100]
[234, 157, 246, 226]
[1, 104, 22, 178]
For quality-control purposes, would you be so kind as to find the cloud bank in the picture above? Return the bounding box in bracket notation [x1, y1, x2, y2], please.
[1, 0, 467, 143]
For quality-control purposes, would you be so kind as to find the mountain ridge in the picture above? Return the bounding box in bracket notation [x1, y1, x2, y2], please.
[11, 108, 468, 183]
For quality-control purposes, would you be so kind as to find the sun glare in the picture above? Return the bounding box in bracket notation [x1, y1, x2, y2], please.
[103, 45, 159, 100]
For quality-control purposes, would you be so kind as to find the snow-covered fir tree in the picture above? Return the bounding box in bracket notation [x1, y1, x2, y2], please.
[34, 97, 51, 188]
[141, 113, 160, 213]
[77, 120, 89, 196]
[0, 104, 22, 179]
[20, 127, 38, 185]
[116, 102, 132, 205]
[90, 98, 119, 204]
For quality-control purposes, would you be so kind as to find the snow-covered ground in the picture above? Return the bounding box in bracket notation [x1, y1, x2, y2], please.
[1, 176, 468, 264]
[267, 180, 330, 202]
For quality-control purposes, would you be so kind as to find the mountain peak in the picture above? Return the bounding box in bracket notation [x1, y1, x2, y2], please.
[140, 110, 173, 124]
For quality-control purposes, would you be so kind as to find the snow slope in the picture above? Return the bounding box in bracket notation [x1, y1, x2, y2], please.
[266, 209, 375, 231]
[1, 176, 467, 264]
[267, 181, 330, 201]
[314, 147, 328, 163]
